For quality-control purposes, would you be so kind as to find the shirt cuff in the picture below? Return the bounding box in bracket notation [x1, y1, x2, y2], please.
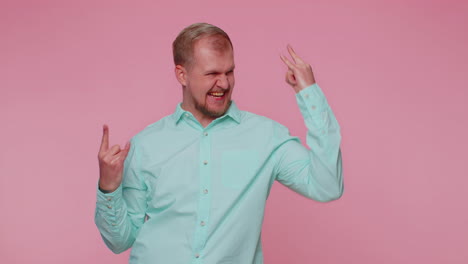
[96, 182, 124, 215]
[295, 83, 330, 130]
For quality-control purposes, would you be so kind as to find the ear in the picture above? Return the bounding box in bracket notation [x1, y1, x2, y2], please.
[175, 65, 188, 86]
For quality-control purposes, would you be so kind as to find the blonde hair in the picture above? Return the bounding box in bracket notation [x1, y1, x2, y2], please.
[172, 23, 233, 69]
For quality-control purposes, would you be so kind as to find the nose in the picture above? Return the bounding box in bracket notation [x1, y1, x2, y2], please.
[216, 74, 229, 90]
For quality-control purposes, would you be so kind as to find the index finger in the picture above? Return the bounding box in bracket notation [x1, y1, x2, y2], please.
[280, 54, 296, 71]
[287, 44, 305, 64]
[100, 124, 109, 152]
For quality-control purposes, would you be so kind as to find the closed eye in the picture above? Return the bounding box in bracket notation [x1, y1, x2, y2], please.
[205, 70, 234, 76]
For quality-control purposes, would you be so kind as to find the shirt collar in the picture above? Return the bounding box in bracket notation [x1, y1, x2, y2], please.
[172, 101, 241, 125]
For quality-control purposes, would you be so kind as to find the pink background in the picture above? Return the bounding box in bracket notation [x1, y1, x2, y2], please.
[2, 0, 467, 263]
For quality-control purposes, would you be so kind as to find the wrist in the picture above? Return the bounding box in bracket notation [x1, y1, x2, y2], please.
[294, 82, 316, 94]
[98, 180, 120, 193]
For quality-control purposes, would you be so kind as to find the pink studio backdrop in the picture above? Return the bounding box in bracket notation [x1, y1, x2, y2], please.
[1, 0, 467, 263]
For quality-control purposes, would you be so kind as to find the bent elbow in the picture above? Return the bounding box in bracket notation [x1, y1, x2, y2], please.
[109, 245, 129, 254]
[101, 234, 131, 254]
[320, 190, 344, 202]
[315, 185, 344, 203]
[95, 216, 132, 254]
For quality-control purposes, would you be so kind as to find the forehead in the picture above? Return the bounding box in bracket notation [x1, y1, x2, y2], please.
[191, 37, 234, 69]
[194, 35, 232, 54]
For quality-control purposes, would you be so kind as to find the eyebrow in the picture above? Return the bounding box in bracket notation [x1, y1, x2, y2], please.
[205, 65, 235, 74]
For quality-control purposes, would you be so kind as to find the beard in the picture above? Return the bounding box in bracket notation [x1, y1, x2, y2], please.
[195, 99, 232, 118]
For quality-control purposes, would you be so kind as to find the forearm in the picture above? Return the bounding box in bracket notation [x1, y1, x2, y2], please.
[94, 183, 143, 254]
[298, 83, 343, 200]
[275, 83, 343, 202]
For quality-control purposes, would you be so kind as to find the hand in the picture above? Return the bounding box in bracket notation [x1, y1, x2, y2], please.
[98, 124, 130, 192]
[280, 44, 316, 93]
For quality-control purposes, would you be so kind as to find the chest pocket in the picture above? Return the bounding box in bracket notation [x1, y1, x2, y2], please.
[221, 150, 259, 189]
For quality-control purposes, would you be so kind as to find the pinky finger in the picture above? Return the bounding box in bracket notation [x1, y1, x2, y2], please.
[121, 141, 131, 158]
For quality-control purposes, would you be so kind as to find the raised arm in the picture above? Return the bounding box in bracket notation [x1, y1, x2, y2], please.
[94, 125, 147, 253]
[274, 45, 343, 202]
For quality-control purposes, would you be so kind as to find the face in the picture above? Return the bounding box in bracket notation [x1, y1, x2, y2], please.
[178, 37, 235, 121]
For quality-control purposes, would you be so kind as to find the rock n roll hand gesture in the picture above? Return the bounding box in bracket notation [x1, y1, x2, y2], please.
[280, 44, 316, 93]
[98, 124, 130, 193]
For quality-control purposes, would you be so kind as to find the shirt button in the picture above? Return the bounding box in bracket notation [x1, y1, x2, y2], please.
[195, 253, 200, 258]
[311, 105, 316, 110]
[185, 113, 190, 117]
[203, 132, 208, 136]
[200, 221, 206, 226]
[107, 197, 112, 201]
[203, 160, 208, 165]
[111, 223, 117, 226]
[203, 189, 208, 194]
[107, 205, 112, 209]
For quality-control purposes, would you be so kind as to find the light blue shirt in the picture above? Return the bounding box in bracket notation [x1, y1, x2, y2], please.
[94, 83, 343, 264]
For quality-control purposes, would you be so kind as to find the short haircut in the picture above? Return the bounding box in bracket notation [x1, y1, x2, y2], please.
[172, 23, 233, 70]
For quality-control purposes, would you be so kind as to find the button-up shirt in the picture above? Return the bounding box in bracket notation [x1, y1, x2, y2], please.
[95, 83, 343, 264]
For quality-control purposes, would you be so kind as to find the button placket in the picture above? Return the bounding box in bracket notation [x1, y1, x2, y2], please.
[192, 128, 212, 257]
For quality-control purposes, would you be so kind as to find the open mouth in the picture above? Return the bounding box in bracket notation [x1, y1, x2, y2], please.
[208, 92, 225, 97]
[207, 91, 227, 101]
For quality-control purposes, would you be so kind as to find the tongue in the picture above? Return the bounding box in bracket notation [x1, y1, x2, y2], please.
[207, 93, 225, 102]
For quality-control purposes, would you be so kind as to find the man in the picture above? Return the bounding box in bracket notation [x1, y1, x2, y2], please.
[95, 22, 343, 264]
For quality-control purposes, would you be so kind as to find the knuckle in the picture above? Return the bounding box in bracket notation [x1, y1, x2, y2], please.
[110, 157, 121, 165]
[103, 157, 114, 165]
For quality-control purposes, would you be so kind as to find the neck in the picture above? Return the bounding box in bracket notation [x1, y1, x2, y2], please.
[180, 103, 216, 128]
